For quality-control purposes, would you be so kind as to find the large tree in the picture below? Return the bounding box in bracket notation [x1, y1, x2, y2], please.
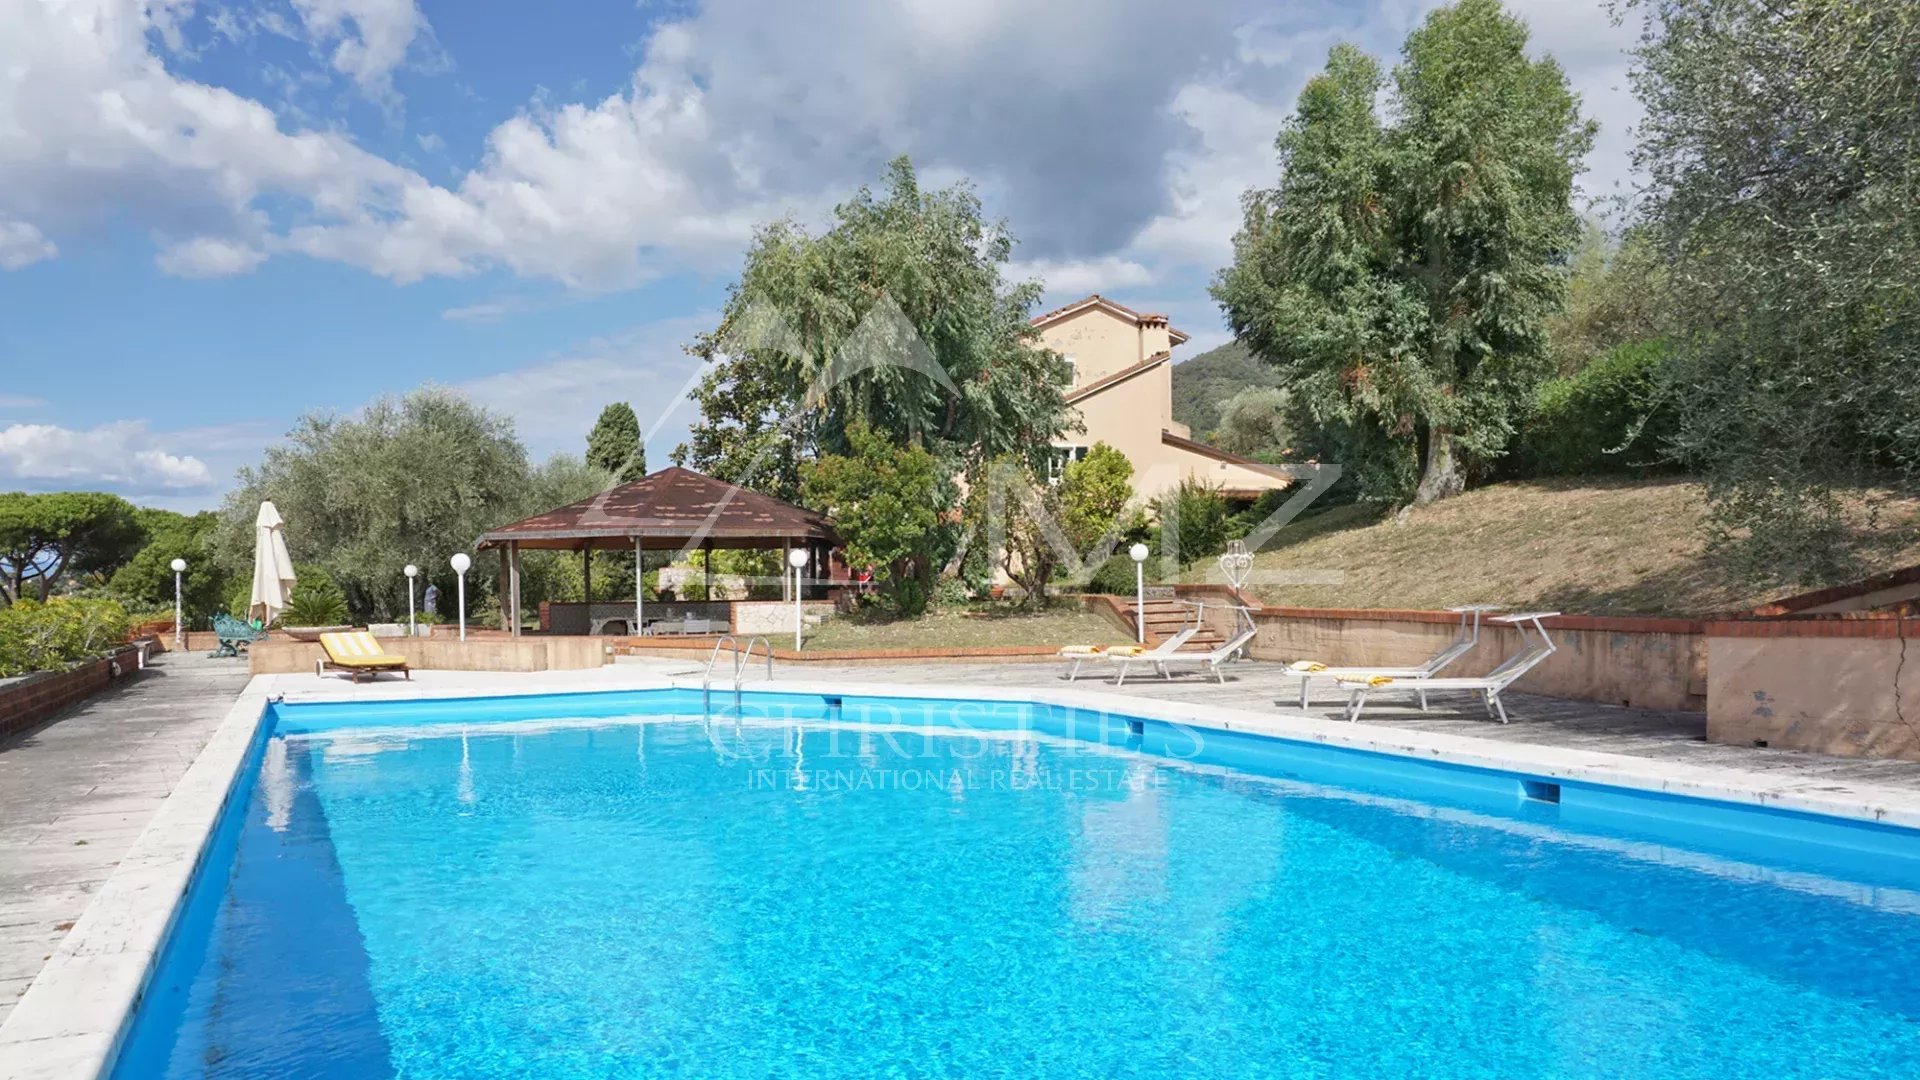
[216, 387, 536, 621]
[586, 402, 647, 482]
[109, 510, 229, 618]
[675, 157, 1074, 502]
[1214, 0, 1594, 504]
[1626, 0, 1920, 582]
[800, 422, 943, 615]
[0, 491, 143, 604]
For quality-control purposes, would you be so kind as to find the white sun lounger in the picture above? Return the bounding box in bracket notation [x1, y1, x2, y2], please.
[1115, 628, 1260, 685]
[1277, 604, 1501, 709]
[1059, 628, 1196, 681]
[1336, 612, 1560, 724]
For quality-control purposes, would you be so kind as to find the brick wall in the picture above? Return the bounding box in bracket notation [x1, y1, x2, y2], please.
[0, 642, 152, 741]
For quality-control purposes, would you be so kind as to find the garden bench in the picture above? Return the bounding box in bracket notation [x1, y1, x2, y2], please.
[210, 613, 267, 658]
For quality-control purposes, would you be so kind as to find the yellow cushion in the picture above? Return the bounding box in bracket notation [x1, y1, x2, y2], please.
[320, 631, 407, 668]
[1290, 660, 1328, 673]
[1106, 645, 1148, 657]
[1058, 645, 1107, 656]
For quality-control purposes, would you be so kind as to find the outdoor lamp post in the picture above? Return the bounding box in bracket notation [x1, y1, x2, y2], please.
[169, 558, 187, 651]
[404, 564, 419, 638]
[450, 553, 471, 641]
[787, 547, 810, 651]
[1129, 543, 1150, 644]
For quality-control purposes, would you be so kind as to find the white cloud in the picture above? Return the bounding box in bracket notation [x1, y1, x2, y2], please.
[0, 0, 1641, 298]
[441, 301, 512, 324]
[156, 236, 268, 278]
[0, 219, 57, 270]
[0, 421, 213, 490]
[458, 314, 716, 463]
[290, 0, 432, 100]
[1010, 255, 1155, 297]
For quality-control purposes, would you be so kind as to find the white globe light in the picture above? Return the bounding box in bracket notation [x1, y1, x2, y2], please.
[404, 564, 418, 578]
[169, 558, 187, 572]
[787, 548, 809, 569]
[1128, 543, 1150, 563]
[450, 553, 472, 574]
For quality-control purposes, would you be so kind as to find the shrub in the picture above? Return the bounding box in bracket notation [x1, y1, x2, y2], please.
[1153, 479, 1233, 569]
[931, 575, 971, 609]
[282, 567, 350, 627]
[1516, 340, 1676, 476]
[0, 597, 132, 677]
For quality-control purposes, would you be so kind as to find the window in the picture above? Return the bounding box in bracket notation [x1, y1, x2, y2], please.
[1048, 444, 1089, 484]
[1062, 354, 1077, 387]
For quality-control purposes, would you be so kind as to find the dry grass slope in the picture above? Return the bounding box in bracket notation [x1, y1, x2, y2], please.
[806, 605, 1130, 650]
[1230, 479, 1920, 617]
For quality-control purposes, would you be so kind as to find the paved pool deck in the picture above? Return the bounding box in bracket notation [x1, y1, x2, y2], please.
[7, 649, 1920, 1046]
[0, 651, 251, 1027]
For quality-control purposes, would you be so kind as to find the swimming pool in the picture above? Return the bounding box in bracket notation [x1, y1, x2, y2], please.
[110, 689, 1920, 1078]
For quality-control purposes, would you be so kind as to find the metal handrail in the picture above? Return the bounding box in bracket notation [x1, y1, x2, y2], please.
[736, 636, 773, 685]
[702, 634, 775, 716]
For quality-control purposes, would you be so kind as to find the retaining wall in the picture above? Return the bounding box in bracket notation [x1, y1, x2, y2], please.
[0, 642, 154, 740]
[1706, 617, 1919, 761]
[1167, 585, 1708, 712]
[249, 635, 609, 675]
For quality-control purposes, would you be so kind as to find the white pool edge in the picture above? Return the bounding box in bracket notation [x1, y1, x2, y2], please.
[8, 670, 1920, 1079]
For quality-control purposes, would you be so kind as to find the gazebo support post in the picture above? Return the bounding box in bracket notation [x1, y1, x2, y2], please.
[582, 544, 592, 606]
[508, 541, 522, 639]
[498, 547, 511, 632]
[703, 538, 714, 601]
[634, 535, 645, 638]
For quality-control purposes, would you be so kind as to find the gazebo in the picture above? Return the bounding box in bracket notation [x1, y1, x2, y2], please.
[475, 466, 838, 637]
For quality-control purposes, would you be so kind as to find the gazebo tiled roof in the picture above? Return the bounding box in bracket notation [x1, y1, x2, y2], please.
[475, 466, 836, 552]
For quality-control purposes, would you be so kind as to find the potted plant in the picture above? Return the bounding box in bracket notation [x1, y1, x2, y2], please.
[279, 570, 354, 641]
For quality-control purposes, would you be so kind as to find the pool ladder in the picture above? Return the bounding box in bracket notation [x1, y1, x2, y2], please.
[703, 635, 773, 716]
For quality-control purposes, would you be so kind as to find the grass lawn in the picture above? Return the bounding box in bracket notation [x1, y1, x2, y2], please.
[1213, 477, 1920, 617]
[805, 603, 1131, 651]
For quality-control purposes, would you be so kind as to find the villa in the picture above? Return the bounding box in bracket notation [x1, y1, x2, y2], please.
[1032, 294, 1290, 498]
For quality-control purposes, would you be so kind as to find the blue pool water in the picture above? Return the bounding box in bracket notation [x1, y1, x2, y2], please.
[116, 696, 1920, 1079]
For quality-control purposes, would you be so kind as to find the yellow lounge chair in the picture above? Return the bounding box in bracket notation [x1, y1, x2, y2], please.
[1058, 642, 1151, 681]
[317, 631, 411, 683]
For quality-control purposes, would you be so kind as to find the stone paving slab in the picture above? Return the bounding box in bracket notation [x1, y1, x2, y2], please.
[0, 651, 251, 1026]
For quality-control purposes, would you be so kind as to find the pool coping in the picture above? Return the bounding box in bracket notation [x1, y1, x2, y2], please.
[9, 669, 1920, 1078]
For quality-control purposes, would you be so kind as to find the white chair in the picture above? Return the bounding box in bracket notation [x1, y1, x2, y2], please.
[1277, 604, 1501, 709]
[1117, 628, 1259, 685]
[1060, 628, 1196, 682]
[1337, 612, 1560, 723]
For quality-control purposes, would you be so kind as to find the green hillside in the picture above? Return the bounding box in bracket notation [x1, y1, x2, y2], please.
[1169, 341, 1280, 441]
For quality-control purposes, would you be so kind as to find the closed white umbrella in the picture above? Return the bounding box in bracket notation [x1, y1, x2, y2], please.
[249, 501, 297, 625]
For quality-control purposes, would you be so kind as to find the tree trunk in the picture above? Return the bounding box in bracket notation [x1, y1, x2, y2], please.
[1412, 423, 1465, 506]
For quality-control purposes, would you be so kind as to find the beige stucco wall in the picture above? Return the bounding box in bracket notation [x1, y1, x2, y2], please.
[250, 636, 609, 674]
[1707, 634, 1917, 760]
[1038, 307, 1286, 499]
[1038, 307, 1154, 387]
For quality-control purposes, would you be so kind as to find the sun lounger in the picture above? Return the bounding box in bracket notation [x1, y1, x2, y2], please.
[1336, 612, 1559, 723]
[1276, 605, 1501, 708]
[316, 630, 411, 683]
[1115, 628, 1258, 685]
[1059, 628, 1196, 681]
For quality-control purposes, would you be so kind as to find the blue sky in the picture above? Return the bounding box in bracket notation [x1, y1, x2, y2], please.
[0, 0, 1640, 510]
